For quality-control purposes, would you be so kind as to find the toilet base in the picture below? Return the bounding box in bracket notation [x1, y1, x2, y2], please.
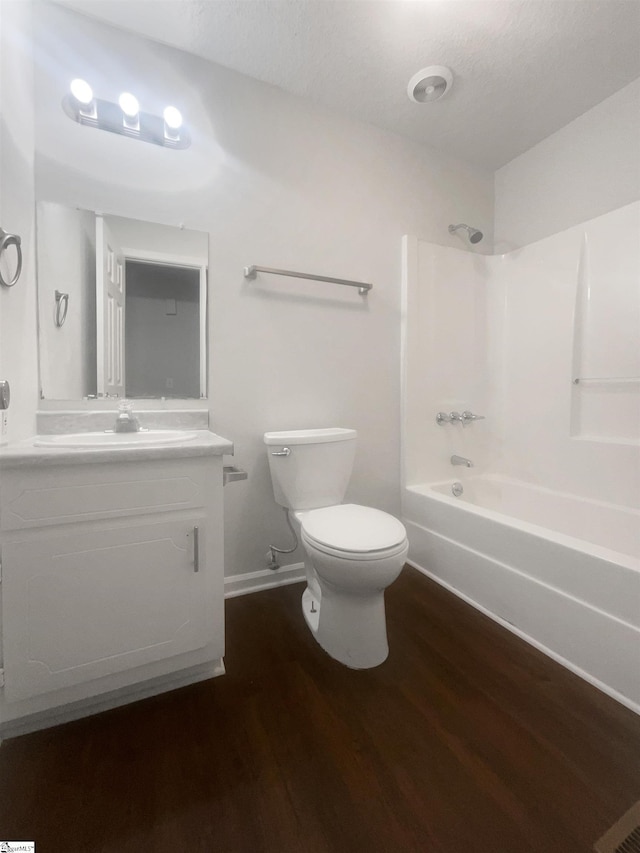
[301, 583, 389, 670]
[302, 586, 320, 634]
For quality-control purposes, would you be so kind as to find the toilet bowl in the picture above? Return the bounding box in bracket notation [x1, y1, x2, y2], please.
[297, 504, 408, 668]
[264, 428, 408, 669]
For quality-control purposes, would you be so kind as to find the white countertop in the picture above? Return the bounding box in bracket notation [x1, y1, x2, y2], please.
[0, 430, 234, 468]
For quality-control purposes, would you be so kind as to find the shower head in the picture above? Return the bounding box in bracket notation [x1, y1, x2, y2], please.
[448, 223, 483, 244]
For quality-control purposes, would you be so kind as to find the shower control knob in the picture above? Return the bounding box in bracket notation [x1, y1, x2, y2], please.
[461, 411, 485, 423]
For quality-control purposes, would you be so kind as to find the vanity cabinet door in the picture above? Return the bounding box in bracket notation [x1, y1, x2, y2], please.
[1, 517, 210, 703]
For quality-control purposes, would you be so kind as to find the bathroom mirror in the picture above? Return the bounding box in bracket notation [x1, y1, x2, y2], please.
[36, 202, 208, 400]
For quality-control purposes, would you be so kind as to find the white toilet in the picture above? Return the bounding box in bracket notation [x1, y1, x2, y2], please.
[264, 428, 408, 669]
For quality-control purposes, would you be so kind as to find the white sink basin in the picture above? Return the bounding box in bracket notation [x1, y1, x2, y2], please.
[34, 430, 199, 449]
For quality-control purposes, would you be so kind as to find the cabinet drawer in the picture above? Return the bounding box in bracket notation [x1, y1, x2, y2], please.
[0, 457, 219, 530]
[2, 517, 213, 702]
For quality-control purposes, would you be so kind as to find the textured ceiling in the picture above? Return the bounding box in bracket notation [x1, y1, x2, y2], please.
[56, 0, 640, 170]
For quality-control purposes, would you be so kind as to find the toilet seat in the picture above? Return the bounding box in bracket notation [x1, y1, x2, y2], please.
[299, 504, 408, 560]
[302, 531, 408, 561]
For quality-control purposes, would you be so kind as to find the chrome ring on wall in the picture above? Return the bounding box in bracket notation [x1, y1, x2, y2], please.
[0, 227, 23, 287]
[54, 290, 70, 327]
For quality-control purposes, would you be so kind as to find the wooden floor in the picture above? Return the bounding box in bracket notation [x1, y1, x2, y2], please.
[1, 568, 639, 852]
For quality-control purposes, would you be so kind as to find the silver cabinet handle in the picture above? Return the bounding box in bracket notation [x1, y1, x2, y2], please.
[271, 447, 291, 456]
[193, 525, 200, 572]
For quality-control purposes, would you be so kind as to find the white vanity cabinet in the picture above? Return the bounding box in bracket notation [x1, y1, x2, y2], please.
[0, 441, 230, 737]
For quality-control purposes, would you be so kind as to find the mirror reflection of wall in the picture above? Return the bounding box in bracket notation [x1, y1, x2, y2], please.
[36, 202, 97, 400]
[36, 203, 208, 400]
[126, 261, 200, 398]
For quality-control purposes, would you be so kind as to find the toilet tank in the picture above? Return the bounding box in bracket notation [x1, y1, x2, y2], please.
[264, 428, 357, 510]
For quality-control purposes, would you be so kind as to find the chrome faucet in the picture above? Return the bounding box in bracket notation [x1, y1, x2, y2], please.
[436, 410, 485, 425]
[461, 410, 485, 424]
[113, 400, 141, 433]
[437, 411, 459, 425]
[451, 455, 473, 467]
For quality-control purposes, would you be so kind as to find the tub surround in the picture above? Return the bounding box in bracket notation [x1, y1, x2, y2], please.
[0, 430, 232, 738]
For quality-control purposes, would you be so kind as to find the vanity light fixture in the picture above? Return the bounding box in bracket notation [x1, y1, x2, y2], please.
[163, 106, 182, 142]
[70, 78, 96, 119]
[118, 92, 140, 130]
[62, 80, 190, 149]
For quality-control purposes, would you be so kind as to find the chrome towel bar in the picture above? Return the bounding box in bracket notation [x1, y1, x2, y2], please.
[244, 264, 372, 295]
[573, 376, 640, 385]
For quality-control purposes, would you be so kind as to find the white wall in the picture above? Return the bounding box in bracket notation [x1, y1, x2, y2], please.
[495, 78, 640, 250]
[0, 0, 38, 442]
[36, 202, 96, 399]
[125, 264, 200, 398]
[19, 4, 494, 578]
[107, 216, 208, 264]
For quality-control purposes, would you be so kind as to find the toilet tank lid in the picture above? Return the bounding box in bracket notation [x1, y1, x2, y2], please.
[264, 428, 357, 445]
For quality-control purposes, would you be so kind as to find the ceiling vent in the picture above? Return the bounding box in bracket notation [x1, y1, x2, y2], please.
[407, 66, 453, 103]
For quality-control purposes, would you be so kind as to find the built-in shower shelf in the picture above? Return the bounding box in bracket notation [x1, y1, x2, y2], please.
[573, 376, 640, 385]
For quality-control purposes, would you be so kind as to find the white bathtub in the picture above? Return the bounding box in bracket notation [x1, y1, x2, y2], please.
[402, 475, 640, 713]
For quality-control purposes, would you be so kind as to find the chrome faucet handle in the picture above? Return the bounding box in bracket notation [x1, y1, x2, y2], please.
[436, 412, 451, 425]
[114, 399, 141, 433]
[449, 411, 464, 423]
[461, 410, 485, 423]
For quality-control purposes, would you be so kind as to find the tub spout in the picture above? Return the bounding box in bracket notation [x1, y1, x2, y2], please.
[451, 455, 473, 467]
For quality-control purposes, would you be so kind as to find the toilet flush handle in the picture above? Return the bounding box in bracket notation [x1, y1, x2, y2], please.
[271, 447, 291, 457]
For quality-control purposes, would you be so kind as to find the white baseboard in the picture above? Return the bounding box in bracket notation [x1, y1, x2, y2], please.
[224, 562, 306, 598]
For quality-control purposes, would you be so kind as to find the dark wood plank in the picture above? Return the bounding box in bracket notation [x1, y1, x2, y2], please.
[1, 567, 639, 852]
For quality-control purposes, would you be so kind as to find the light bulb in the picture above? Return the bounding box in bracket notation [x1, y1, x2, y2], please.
[163, 106, 182, 130]
[118, 92, 139, 118]
[70, 78, 93, 105]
